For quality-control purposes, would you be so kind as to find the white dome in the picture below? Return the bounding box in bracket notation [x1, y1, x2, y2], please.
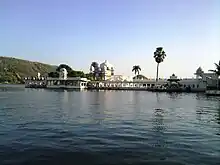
[100, 60, 113, 70]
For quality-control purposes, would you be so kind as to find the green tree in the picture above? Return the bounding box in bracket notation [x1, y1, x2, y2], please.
[48, 72, 59, 78]
[85, 73, 93, 80]
[56, 64, 73, 72]
[153, 47, 166, 82]
[209, 60, 220, 89]
[133, 74, 147, 80]
[0, 72, 17, 83]
[132, 65, 141, 75]
[68, 70, 85, 77]
[90, 62, 100, 80]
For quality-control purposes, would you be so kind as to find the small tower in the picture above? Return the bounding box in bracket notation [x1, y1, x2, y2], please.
[37, 72, 41, 79]
[59, 68, 68, 79]
[167, 73, 181, 88]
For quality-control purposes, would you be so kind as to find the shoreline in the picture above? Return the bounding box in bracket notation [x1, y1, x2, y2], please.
[25, 86, 206, 93]
[0, 83, 24, 85]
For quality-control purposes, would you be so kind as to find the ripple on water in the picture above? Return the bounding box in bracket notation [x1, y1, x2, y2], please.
[0, 89, 220, 165]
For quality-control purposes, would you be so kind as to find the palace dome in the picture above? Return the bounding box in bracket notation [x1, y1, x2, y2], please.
[100, 60, 114, 71]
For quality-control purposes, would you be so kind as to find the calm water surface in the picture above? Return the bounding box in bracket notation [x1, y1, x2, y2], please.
[0, 85, 219, 165]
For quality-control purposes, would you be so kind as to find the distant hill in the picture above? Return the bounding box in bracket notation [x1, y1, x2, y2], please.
[0, 56, 57, 83]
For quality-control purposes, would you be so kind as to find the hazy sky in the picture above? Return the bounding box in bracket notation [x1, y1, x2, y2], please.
[1, 0, 220, 78]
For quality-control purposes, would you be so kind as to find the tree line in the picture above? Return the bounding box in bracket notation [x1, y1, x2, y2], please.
[48, 64, 93, 80]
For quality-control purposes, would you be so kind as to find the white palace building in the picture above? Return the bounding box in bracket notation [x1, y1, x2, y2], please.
[88, 61, 219, 92]
[25, 60, 219, 92]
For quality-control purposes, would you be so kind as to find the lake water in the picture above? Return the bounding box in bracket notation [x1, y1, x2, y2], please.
[0, 85, 219, 165]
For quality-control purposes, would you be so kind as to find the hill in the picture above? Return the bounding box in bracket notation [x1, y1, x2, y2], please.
[0, 56, 57, 83]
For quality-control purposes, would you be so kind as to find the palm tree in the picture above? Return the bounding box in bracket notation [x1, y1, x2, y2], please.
[132, 65, 141, 75]
[153, 47, 166, 82]
[209, 60, 220, 90]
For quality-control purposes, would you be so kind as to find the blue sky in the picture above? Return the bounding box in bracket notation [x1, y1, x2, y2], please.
[1, 0, 220, 78]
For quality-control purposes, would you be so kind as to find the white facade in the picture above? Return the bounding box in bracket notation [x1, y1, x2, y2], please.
[131, 76, 206, 91]
[107, 75, 133, 82]
[47, 77, 89, 89]
[90, 66, 218, 92]
[46, 67, 89, 89]
[100, 60, 114, 80]
[89, 77, 206, 92]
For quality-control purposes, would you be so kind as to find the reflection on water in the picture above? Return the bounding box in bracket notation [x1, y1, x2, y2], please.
[0, 87, 220, 165]
[153, 108, 165, 132]
[89, 91, 106, 125]
[153, 93, 166, 148]
[167, 92, 182, 100]
[156, 92, 160, 103]
[154, 93, 166, 132]
[216, 101, 220, 125]
[152, 108, 167, 148]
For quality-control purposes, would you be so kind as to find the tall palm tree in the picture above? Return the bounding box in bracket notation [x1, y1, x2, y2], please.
[153, 47, 166, 82]
[209, 60, 220, 89]
[132, 65, 141, 75]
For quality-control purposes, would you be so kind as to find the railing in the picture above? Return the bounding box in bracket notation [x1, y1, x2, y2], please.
[47, 77, 89, 81]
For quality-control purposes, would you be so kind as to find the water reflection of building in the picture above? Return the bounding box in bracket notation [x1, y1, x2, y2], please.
[88, 91, 106, 124]
[195, 94, 220, 125]
[217, 103, 220, 125]
[151, 108, 167, 148]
